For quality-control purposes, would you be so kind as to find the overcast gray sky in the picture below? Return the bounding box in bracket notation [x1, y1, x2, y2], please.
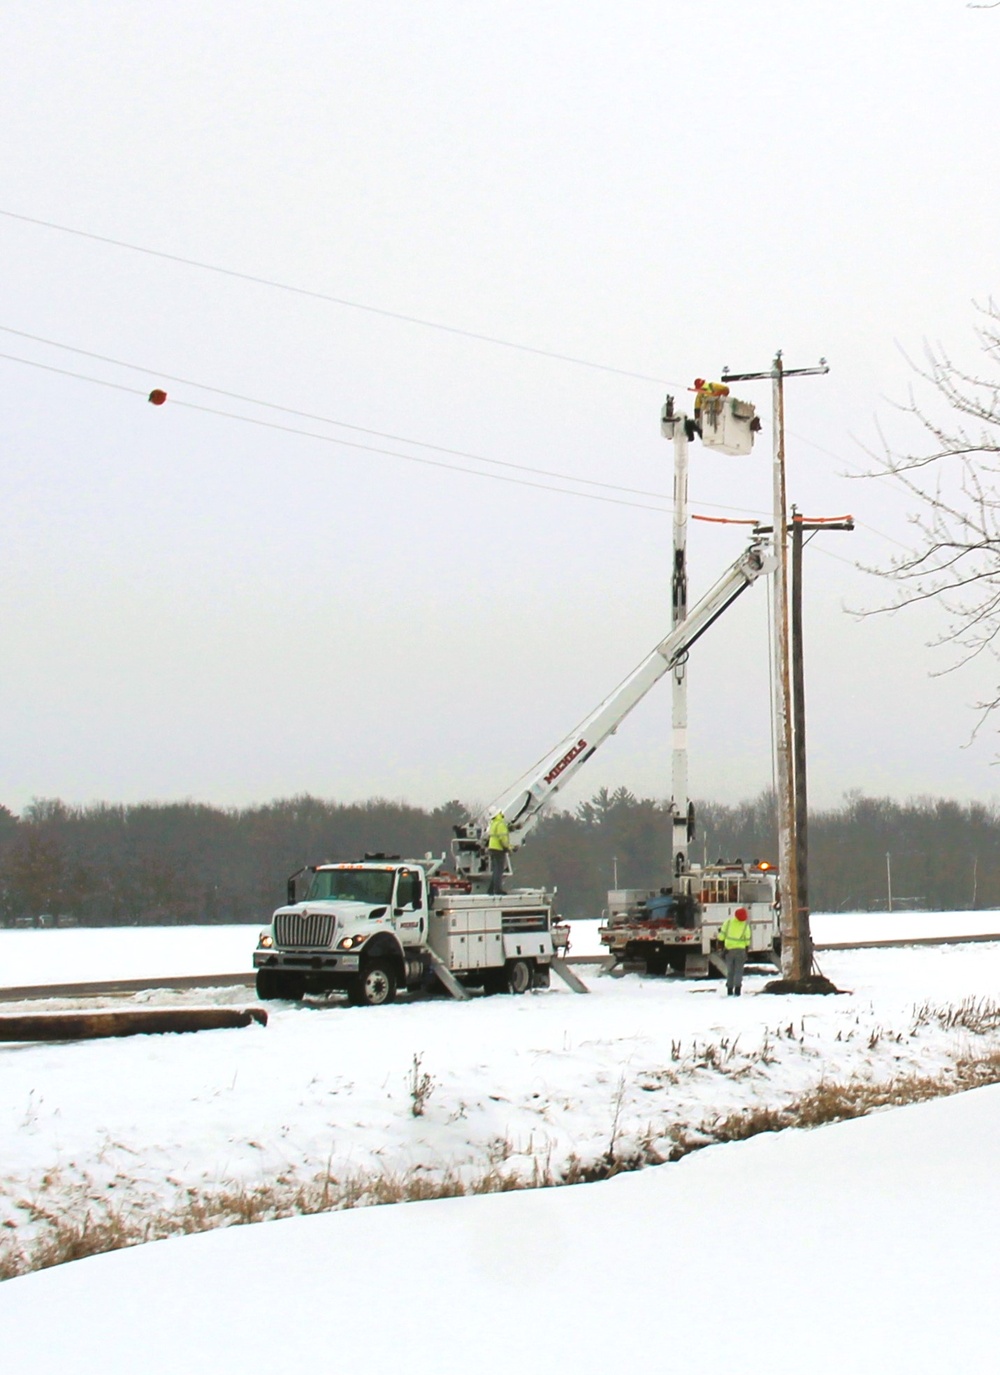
[1, 0, 998, 817]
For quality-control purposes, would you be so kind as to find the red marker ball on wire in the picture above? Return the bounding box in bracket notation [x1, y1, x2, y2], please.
[148, 388, 167, 406]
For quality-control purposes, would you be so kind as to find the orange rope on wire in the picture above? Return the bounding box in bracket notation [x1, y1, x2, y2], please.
[691, 513, 761, 524]
[793, 513, 854, 523]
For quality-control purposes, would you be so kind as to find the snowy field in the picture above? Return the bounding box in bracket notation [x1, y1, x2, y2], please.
[0, 922, 257, 987]
[2, 907, 999, 987]
[2, 1081, 998, 1375]
[3, 931, 1000, 1370]
[2, 939, 1000, 1249]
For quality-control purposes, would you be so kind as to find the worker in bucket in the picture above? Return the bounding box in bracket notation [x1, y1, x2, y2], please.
[691, 378, 730, 434]
[719, 906, 752, 996]
[487, 809, 511, 895]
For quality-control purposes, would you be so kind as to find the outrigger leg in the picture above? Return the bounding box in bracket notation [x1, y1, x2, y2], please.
[550, 959, 589, 993]
[425, 950, 471, 1000]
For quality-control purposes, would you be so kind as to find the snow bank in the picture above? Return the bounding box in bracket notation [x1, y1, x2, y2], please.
[1, 1081, 997, 1375]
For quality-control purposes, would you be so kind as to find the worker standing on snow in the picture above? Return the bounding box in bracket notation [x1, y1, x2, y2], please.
[487, 810, 511, 895]
[719, 906, 752, 996]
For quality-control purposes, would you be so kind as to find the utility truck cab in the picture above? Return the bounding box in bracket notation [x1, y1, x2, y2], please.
[254, 855, 563, 1005]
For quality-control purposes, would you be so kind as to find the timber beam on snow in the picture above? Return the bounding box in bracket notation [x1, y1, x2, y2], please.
[0, 1005, 268, 1042]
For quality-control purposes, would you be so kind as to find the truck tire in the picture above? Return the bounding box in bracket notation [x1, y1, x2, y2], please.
[256, 968, 280, 1001]
[505, 958, 532, 995]
[256, 969, 306, 1001]
[348, 958, 397, 1007]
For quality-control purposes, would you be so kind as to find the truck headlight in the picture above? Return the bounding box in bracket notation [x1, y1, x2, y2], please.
[258, 933, 274, 949]
[338, 934, 369, 950]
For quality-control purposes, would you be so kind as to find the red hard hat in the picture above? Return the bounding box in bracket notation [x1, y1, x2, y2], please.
[693, 377, 706, 389]
[735, 907, 749, 921]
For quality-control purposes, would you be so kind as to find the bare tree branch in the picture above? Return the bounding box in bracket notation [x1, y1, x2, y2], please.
[865, 304, 1000, 737]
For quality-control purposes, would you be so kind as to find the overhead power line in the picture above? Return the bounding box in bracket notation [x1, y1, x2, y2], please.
[0, 340, 905, 558]
[0, 207, 670, 385]
[2, 344, 903, 556]
[0, 323, 673, 503]
[0, 211, 868, 513]
[0, 349, 677, 513]
[0, 326, 778, 520]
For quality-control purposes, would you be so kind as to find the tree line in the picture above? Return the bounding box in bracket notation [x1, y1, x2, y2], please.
[0, 788, 996, 927]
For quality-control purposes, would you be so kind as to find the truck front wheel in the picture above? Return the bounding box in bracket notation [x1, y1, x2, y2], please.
[349, 958, 397, 1007]
[256, 969, 305, 1001]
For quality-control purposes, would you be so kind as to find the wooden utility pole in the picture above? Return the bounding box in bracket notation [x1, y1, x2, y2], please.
[791, 507, 811, 973]
[771, 356, 801, 978]
[719, 353, 828, 982]
[790, 508, 854, 971]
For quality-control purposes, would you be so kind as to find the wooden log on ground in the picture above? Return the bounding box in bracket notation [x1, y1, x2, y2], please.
[0, 1006, 268, 1042]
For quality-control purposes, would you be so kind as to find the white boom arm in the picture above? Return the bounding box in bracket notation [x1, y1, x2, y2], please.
[453, 538, 773, 882]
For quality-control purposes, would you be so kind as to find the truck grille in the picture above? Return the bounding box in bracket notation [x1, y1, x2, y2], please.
[275, 911, 336, 949]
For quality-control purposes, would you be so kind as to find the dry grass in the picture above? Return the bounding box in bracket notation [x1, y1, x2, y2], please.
[709, 1049, 1000, 1144]
[5, 1033, 1000, 1284]
[0, 1161, 536, 1282]
[911, 997, 1000, 1035]
[408, 1052, 436, 1117]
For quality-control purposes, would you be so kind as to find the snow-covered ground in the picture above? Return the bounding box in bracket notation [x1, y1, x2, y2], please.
[0, 923, 256, 987]
[2, 906, 998, 987]
[3, 927, 1000, 1370]
[1, 1081, 998, 1374]
[2, 938, 1000, 1262]
[811, 907, 1000, 945]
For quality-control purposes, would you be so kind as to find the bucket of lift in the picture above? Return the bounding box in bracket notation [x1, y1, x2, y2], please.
[699, 395, 759, 456]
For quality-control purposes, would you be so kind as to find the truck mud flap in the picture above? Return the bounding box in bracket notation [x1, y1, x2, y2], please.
[550, 958, 589, 994]
[425, 950, 471, 1001]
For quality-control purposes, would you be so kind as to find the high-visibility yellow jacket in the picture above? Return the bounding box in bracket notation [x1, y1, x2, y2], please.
[719, 915, 752, 949]
[487, 813, 510, 851]
[694, 380, 730, 415]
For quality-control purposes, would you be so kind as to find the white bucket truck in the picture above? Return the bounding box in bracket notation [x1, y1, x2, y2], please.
[254, 533, 773, 1005]
[254, 856, 570, 1006]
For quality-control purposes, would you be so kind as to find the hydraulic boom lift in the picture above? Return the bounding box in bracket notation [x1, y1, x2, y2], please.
[452, 537, 773, 888]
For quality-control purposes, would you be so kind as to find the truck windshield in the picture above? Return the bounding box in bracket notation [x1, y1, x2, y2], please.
[305, 870, 395, 904]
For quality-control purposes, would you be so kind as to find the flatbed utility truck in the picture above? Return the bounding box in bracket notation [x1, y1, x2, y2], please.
[599, 860, 779, 977]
